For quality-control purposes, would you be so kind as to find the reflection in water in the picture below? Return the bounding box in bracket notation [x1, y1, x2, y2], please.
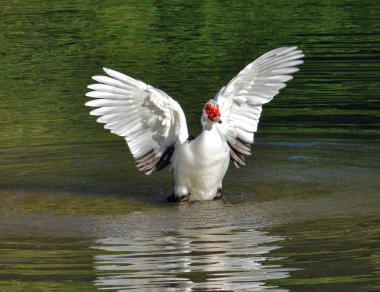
[92, 225, 290, 291]
[1, 0, 380, 290]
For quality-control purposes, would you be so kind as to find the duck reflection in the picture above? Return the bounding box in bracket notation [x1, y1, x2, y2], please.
[92, 223, 290, 291]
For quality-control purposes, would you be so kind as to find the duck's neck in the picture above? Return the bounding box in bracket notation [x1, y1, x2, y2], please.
[196, 121, 224, 154]
[201, 116, 214, 132]
[199, 120, 220, 144]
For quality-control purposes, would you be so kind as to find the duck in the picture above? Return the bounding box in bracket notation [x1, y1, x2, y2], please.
[85, 46, 304, 202]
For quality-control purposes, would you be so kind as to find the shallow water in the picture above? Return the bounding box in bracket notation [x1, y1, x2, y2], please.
[1, 0, 380, 291]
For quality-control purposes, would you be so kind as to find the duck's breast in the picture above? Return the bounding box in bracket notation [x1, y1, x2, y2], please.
[173, 128, 229, 200]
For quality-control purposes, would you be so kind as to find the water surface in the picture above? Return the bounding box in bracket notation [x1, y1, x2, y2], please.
[0, 0, 379, 291]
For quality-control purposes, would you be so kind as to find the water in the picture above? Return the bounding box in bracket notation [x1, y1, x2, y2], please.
[0, 0, 379, 291]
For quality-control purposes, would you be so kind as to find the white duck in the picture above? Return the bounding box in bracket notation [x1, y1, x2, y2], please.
[86, 46, 304, 202]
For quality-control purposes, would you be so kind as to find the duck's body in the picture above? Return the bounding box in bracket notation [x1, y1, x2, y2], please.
[86, 46, 304, 201]
[172, 125, 230, 201]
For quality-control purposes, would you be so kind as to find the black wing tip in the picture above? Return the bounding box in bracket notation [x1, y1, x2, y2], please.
[156, 145, 175, 172]
[229, 137, 253, 168]
[134, 149, 158, 175]
[155, 134, 193, 172]
[134, 144, 176, 175]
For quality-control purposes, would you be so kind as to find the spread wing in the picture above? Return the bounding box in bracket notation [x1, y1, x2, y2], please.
[215, 46, 304, 167]
[85, 68, 189, 175]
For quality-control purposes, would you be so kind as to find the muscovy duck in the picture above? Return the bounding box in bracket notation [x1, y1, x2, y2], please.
[86, 46, 304, 201]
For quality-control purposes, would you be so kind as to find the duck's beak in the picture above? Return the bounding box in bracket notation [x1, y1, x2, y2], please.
[212, 116, 222, 124]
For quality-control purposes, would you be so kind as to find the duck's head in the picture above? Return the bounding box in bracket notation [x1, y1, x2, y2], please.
[202, 100, 222, 126]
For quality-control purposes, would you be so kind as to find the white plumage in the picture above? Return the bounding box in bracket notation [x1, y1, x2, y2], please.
[86, 46, 304, 201]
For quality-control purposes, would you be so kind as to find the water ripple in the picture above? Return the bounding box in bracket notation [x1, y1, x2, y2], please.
[92, 225, 291, 291]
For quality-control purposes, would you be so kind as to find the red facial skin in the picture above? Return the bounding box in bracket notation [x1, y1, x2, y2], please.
[205, 104, 222, 123]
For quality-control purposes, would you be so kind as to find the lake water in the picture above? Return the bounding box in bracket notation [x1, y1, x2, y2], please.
[1, 1, 379, 291]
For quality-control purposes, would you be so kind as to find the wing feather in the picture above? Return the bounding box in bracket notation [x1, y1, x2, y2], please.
[216, 46, 304, 167]
[86, 68, 188, 174]
[87, 84, 132, 95]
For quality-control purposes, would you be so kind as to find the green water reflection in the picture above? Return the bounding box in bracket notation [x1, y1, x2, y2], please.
[0, 0, 379, 291]
[0, 236, 99, 291]
[1, 0, 379, 147]
[267, 215, 380, 291]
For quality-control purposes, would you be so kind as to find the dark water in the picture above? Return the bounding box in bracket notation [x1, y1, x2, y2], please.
[1, 0, 379, 291]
